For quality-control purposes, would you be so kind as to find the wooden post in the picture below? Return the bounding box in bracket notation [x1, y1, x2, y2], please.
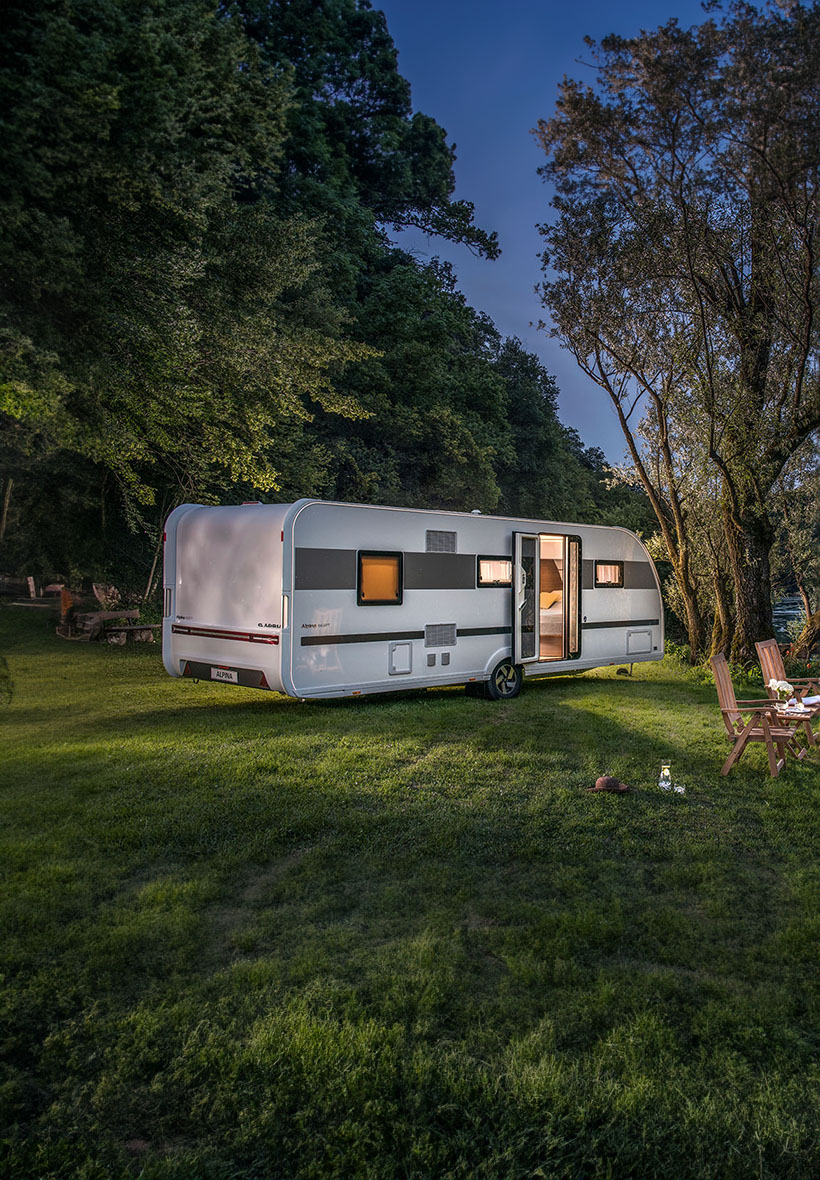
[143, 531, 163, 603]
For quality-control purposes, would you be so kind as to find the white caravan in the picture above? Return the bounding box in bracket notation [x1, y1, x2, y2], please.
[162, 498, 663, 700]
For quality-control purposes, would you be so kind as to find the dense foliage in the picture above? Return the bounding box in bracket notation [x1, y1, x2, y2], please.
[535, 0, 820, 662]
[0, 0, 647, 592]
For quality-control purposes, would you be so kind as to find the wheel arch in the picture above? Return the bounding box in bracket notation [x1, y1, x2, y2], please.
[482, 644, 513, 680]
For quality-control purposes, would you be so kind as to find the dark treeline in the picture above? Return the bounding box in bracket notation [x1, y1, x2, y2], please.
[0, 0, 652, 597]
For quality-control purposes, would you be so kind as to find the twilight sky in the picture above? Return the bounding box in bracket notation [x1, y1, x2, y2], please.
[377, 0, 709, 461]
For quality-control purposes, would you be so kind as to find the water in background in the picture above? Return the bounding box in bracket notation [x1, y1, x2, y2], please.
[772, 594, 805, 643]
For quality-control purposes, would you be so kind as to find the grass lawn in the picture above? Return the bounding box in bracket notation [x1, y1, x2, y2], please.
[1, 606, 819, 1180]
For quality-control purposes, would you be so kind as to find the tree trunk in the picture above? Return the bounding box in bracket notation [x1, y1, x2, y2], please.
[723, 507, 774, 666]
[792, 610, 820, 661]
[795, 581, 813, 625]
[669, 551, 707, 661]
[0, 477, 13, 542]
[142, 530, 163, 603]
[680, 573, 706, 660]
[710, 569, 733, 657]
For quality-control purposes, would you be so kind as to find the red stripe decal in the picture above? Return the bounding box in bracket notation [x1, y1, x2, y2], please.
[172, 625, 279, 645]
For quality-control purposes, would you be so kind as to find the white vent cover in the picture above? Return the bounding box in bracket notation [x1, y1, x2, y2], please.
[425, 623, 457, 648]
[426, 529, 457, 553]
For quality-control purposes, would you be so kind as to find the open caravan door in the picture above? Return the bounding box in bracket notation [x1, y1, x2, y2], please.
[514, 532, 582, 666]
[513, 533, 540, 664]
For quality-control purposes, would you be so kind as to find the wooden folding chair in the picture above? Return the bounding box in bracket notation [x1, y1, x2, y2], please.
[711, 653, 808, 777]
[755, 638, 818, 749]
[756, 637, 820, 697]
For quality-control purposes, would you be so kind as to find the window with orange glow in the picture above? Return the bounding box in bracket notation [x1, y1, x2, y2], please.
[358, 552, 402, 604]
[478, 557, 512, 586]
[595, 561, 624, 587]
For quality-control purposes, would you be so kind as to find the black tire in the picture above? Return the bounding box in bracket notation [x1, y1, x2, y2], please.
[485, 659, 523, 700]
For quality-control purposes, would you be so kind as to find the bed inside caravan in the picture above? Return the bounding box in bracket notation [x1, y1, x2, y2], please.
[539, 536, 564, 659]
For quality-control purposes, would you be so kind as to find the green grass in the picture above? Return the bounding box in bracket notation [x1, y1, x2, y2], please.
[1, 607, 819, 1180]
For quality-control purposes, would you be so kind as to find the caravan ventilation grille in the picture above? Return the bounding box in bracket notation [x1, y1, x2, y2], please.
[425, 623, 457, 648]
[425, 529, 457, 553]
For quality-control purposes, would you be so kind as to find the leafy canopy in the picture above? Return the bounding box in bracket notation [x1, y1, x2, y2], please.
[0, 0, 371, 521]
[237, 0, 500, 258]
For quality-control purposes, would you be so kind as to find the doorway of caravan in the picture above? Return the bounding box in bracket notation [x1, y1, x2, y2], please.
[513, 532, 581, 664]
[539, 536, 564, 659]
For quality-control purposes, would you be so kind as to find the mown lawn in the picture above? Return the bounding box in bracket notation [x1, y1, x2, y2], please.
[1, 607, 819, 1180]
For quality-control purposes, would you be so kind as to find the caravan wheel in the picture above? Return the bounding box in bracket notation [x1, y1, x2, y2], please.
[486, 659, 523, 700]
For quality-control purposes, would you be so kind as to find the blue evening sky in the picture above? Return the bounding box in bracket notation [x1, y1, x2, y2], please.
[377, 0, 709, 461]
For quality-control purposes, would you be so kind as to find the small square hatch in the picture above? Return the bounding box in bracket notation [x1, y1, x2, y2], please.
[388, 641, 412, 675]
[626, 629, 652, 655]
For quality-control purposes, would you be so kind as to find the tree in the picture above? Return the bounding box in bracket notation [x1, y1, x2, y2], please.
[314, 256, 512, 511]
[535, 1, 820, 663]
[0, 0, 640, 589]
[236, 0, 499, 258]
[0, 0, 371, 573]
[494, 339, 592, 520]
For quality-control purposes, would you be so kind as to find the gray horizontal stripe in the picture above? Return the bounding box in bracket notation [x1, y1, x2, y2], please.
[404, 552, 476, 590]
[581, 618, 660, 630]
[300, 624, 512, 647]
[458, 626, 512, 638]
[295, 549, 658, 593]
[301, 630, 424, 647]
[624, 561, 659, 590]
[582, 559, 657, 591]
[295, 548, 356, 590]
[301, 620, 657, 644]
[295, 548, 478, 591]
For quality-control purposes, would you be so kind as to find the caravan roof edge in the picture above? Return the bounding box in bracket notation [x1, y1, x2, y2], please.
[283, 498, 646, 538]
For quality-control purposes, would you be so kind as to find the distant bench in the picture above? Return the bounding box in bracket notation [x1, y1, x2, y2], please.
[100, 622, 161, 645]
[58, 609, 160, 643]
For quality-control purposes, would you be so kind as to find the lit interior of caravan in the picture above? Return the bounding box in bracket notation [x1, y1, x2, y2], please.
[539, 535, 564, 659]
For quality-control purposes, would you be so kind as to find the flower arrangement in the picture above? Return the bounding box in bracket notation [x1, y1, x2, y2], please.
[768, 678, 794, 701]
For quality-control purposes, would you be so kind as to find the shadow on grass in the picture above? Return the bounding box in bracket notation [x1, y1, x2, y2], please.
[3, 610, 820, 1180]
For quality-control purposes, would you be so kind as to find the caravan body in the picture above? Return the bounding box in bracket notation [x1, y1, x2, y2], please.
[162, 499, 663, 700]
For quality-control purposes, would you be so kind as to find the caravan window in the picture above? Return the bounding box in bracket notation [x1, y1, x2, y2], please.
[477, 556, 512, 587]
[595, 561, 624, 588]
[358, 552, 403, 605]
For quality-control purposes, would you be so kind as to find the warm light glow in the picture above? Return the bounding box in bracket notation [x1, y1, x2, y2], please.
[596, 562, 623, 586]
[478, 559, 512, 585]
[539, 536, 563, 560]
[360, 554, 400, 602]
